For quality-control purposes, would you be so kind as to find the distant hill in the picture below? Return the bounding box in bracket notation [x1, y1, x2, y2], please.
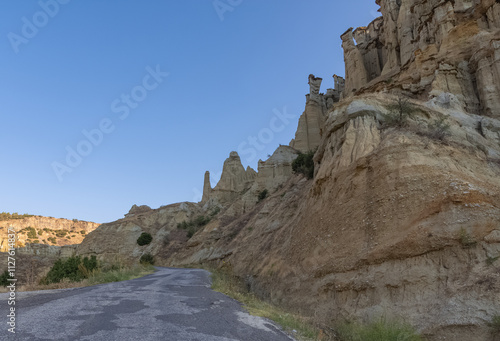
[0, 213, 100, 251]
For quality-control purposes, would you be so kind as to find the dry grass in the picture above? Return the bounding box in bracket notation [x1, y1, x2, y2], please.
[207, 266, 321, 341]
[0, 263, 155, 293]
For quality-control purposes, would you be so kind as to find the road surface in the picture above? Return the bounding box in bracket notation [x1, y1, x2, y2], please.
[0, 267, 295, 341]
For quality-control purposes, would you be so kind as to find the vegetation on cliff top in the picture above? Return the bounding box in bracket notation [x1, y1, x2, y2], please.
[0, 212, 34, 221]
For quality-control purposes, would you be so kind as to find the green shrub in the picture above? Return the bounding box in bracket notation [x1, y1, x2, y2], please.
[209, 206, 221, 217]
[459, 228, 476, 248]
[0, 270, 11, 287]
[80, 230, 86, 235]
[382, 97, 417, 128]
[336, 318, 423, 341]
[194, 215, 210, 227]
[292, 150, 315, 179]
[72, 218, 78, 222]
[417, 117, 450, 141]
[137, 232, 153, 246]
[257, 189, 269, 202]
[140, 253, 155, 265]
[55, 230, 68, 238]
[26, 227, 37, 239]
[41, 255, 98, 284]
[178, 214, 211, 239]
[489, 315, 500, 333]
[0, 212, 34, 221]
[48, 237, 56, 244]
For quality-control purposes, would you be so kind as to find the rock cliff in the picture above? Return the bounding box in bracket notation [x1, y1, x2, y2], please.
[73, 1, 500, 339]
[341, 0, 500, 119]
[0, 216, 99, 251]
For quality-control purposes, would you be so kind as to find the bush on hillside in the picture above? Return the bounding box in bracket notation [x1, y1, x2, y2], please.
[137, 232, 153, 246]
[292, 150, 315, 179]
[41, 255, 98, 284]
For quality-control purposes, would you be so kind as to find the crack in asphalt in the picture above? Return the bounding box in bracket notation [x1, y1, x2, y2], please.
[0, 267, 295, 341]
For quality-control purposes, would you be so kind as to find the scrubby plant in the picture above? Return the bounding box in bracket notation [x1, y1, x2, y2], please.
[292, 150, 315, 179]
[257, 189, 269, 202]
[488, 315, 500, 333]
[0, 212, 34, 221]
[417, 117, 451, 141]
[459, 227, 476, 248]
[48, 237, 57, 244]
[382, 96, 417, 128]
[80, 230, 86, 235]
[0, 270, 11, 287]
[137, 232, 153, 246]
[177, 214, 212, 239]
[335, 318, 423, 341]
[26, 227, 37, 239]
[139, 253, 155, 265]
[41, 255, 98, 284]
[486, 255, 499, 266]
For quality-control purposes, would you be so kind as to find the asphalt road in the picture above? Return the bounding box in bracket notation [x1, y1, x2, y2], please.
[0, 267, 295, 341]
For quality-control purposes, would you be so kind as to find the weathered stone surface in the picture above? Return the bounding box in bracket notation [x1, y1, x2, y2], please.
[201, 171, 212, 204]
[341, 0, 500, 118]
[0, 216, 99, 251]
[207, 152, 257, 204]
[255, 146, 298, 191]
[125, 204, 152, 217]
[291, 74, 345, 153]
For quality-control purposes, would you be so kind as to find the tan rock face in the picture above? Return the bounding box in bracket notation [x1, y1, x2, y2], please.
[0, 216, 99, 251]
[342, 0, 500, 118]
[255, 146, 298, 191]
[203, 152, 257, 205]
[76, 202, 200, 263]
[165, 95, 500, 341]
[291, 74, 345, 153]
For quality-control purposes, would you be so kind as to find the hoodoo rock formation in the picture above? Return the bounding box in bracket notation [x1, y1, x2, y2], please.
[341, 0, 500, 118]
[73, 1, 500, 340]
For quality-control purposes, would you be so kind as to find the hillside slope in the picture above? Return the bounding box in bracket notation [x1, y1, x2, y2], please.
[76, 0, 500, 339]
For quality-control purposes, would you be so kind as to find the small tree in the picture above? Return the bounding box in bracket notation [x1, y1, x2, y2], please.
[257, 189, 268, 202]
[383, 96, 416, 128]
[140, 253, 155, 265]
[137, 232, 153, 246]
[292, 150, 315, 179]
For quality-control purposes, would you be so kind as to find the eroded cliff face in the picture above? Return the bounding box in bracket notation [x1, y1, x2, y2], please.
[0, 216, 99, 252]
[74, 1, 500, 339]
[342, 0, 500, 119]
[164, 95, 500, 340]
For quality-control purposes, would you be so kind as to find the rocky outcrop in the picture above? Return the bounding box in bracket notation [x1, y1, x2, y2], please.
[0, 216, 99, 251]
[255, 146, 298, 191]
[124, 204, 152, 217]
[201, 171, 212, 204]
[341, 0, 500, 118]
[203, 152, 257, 205]
[290, 74, 345, 152]
[166, 95, 500, 341]
[77, 202, 200, 263]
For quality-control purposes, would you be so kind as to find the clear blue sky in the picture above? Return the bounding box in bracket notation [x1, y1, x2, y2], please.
[0, 0, 379, 223]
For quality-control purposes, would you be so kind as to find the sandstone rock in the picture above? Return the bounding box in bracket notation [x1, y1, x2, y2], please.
[125, 204, 152, 217]
[202, 152, 257, 205]
[201, 171, 212, 204]
[291, 74, 345, 153]
[255, 145, 298, 191]
[340, 0, 500, 118]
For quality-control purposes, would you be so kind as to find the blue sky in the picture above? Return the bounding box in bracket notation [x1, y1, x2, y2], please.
[0, 0, 380, 223]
